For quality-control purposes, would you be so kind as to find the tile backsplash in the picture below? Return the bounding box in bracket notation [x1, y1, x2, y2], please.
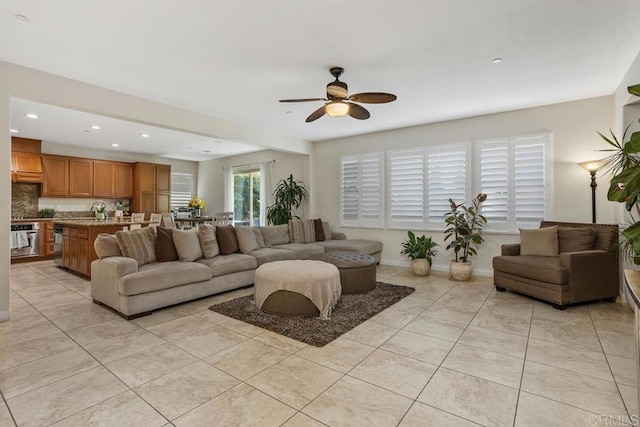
[12, 183, 39, 218]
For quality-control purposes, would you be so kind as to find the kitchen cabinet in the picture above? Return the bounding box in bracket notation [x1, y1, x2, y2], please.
[42, 156, 69, 197]
[114, 163, 133, 198]
[12, 152, 44, 183]
[93, 161, 115, 197]
[133, 162, 171, 218]
[42, 221, 54, 256]
[69, 158, 94, 197]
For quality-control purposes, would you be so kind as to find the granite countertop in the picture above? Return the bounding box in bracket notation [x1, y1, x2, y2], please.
[624, 270, 640, 308]
[11, 217, 94, 222]
[53, 219, 151, 227]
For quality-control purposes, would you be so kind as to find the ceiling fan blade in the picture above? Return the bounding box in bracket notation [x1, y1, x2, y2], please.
[306, 105, 327, 122]
[347, 102, 370, 120]
[279, 98, 327, 103]
[348, 92, 397, 104]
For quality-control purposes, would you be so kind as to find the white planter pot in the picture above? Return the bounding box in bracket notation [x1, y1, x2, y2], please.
[411, 259, 431, 276]
[450, 261, 473, 281]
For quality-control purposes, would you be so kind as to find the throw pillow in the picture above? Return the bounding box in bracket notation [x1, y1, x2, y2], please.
[94, 233, 122, 259]
[236, 227, 259, 254]
[314, 218, 326, 241]
[216, 225, 239, 255]
[155, 226, 179, 262]
[172, 228, 203, 262]
[198, 224, 219, 259]
[259, 224, 290, 246]
[289, 219, 316, 243]
[520, 226, 559, 256]
[557, 227, 597, 253]
[253, 228, 266, 248]
[115, 226, 157, 266]
[322, 221, 331, 241]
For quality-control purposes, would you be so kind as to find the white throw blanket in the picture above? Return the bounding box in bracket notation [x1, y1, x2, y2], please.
[10, 231, 29, 249]
[254, 260, 342, 319]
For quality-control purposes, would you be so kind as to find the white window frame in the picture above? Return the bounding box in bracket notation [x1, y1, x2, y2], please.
[339, 152, 384, 228]
[170, 173, 194, 210]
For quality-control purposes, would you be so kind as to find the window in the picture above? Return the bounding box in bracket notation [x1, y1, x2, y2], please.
[476, 134, 549, 231]
[233, 168, 261, 227]
[340, 153, 383, 228]
[170, 173, 193, 210]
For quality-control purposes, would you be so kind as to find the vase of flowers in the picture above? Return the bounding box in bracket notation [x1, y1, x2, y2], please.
[188, 197, 207, 217]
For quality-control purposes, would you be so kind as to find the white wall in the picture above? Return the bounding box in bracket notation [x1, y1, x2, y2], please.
[0, 90, 10, 322]
[311, 96, 615, 275]
[198, 150, 310, 218]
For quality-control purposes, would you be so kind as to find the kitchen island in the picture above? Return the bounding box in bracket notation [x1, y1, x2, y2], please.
[624, 269, 640, 417]
[55, 219, 150, 278]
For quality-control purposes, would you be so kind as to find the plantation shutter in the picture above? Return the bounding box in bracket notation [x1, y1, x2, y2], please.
[514, 136, 546, 224]
[340, 153, 383, 227]
[170, 173, 193, 210]
[427, 144, 468, 224]
[340, 156, 360, 225]
[478, 141, 509, 223]
[388, 150, 424, 228]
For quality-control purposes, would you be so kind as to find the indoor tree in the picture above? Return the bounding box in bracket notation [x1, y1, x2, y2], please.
[266, 174, 309, 225]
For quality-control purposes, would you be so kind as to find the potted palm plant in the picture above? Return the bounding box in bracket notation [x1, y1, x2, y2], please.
[266, 174, 309, 225]
[400, 231, 439, 276]
[444, 193, 488, 281]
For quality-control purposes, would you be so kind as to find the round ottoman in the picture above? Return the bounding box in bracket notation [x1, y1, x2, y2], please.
[311, 251, 377, 294]
[254, 260, 341, 317]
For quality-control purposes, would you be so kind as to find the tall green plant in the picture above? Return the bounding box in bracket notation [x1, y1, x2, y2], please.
[444, 193, 488, 263]
[266, 174, 309, 225]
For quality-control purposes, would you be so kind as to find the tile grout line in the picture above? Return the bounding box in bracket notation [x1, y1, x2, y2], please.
[511, 292, 537, 426]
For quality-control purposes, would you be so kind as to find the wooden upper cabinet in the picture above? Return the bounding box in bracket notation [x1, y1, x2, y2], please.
[156, 164, 171, 193]
[69, 159, 93, 197]
[12, 151, 44, 183]
[93, 161, 115, 198]
[138, 163, 157, 192]
[114, 163, 133, 198]
[42, 156, 69, 197]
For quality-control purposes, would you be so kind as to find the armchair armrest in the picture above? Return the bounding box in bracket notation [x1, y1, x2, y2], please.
[91, 256, 138, 311]
[501, 244, 521, 256]
[559, 250, 619, 301]
[331, 232, 347, 240]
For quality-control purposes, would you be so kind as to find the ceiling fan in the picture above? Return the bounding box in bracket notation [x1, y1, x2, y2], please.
[279, 67, 397, 122]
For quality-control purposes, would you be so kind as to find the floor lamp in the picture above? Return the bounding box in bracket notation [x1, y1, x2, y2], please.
[578, 160, 605, 224]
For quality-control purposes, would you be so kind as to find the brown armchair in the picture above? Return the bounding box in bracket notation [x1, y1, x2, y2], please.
[492, 221, 619, 309]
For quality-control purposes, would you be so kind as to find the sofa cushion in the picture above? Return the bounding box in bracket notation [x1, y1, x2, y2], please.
[493, 255, 568, 285]
[196, 253, 257, 277]
[155, 227, 179, 262]
[322, 221, 332, 240]
[289, 219, 316, 243]
[520, 226, 559, 256]
[172, 228, 203, 262]
[216, 225, 239, 255]
[198, 224, 219, 259]
[118, 261, 212, 296]
[260, 224, 290, 246]
[273, 243, 325, 259]
[115, 226, 157, 266]
[95, 234, 122, 259]
[236, 227, 259, 254]
[558, 227, 597, 253]
[249, 248, 296, 266]
[314, 218, 326, 241]
[253, 228, 266, 248]
[314, 239, 382, 255]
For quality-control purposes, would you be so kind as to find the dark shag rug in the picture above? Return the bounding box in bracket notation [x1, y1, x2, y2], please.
[209, 282, 415, 347]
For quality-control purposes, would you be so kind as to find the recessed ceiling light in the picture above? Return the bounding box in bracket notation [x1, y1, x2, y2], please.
[201, 150, 211, 153]
[492, 58, 503, 64]
[111, 143, 119, 147]
[25, 113, 38, 119]
[140, 133, 150, 138]
[91, 125, 101, 130]
[14, 14, 30, 22]
[10, 129, 18, 133]
[285, 111, 292, 114]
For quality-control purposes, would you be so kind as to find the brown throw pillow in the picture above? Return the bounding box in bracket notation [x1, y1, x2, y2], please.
[198, 224, 219, 259]
[520, 226, 559, 256]
[314, 218, 326, 241]
[115, 226, 157, 266]
[557, 227, 597, 253]
[172, 228, 203, 262]
[216, 225, 239, 255]
[236, 227, 259, 254]
[155, 227, 178, 262]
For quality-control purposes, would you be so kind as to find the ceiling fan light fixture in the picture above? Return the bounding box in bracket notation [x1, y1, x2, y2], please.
[325, 101, 349, 117]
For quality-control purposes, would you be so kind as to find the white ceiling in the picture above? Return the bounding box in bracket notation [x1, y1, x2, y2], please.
[2, 0, 640, 161]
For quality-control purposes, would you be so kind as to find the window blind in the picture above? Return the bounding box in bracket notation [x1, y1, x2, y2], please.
[514, 136, 546, 224]
[340, 153, 384, 228]
[389, 150, 424, 227]
[478, 141, 509, 223]
[427, 144, 468, 223]
[170, 173, 194, 209]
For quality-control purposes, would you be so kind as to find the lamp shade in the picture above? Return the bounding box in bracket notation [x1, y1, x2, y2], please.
[325, 101, 349, 117]
[578, 160, 605, 173]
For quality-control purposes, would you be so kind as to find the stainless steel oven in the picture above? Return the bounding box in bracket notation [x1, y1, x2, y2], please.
[10, 222, 40, 258]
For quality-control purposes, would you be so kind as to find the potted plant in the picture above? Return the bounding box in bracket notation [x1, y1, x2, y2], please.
[39, 208, 55, 218]
[400, 231, 439, 276]
[266, 174, 309, 225]
[95, 204, 106, 221]
[444, 193, 488, 281]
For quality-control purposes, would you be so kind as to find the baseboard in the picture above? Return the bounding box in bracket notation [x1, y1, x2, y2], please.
[379, 259, 493, 278]
[0, 308, 10, 323]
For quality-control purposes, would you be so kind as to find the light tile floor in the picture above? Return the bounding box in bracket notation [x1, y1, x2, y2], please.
[0, 261, 637, 426]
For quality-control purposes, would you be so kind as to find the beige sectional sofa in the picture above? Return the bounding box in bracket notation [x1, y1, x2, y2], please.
[91, 222, 382, 319]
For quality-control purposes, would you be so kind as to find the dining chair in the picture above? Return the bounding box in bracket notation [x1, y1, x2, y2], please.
[148, 213, 162, 229]
[131, 213, 145, 223]
[161, 213, 176, 229]
[214, 211, 234, 226]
